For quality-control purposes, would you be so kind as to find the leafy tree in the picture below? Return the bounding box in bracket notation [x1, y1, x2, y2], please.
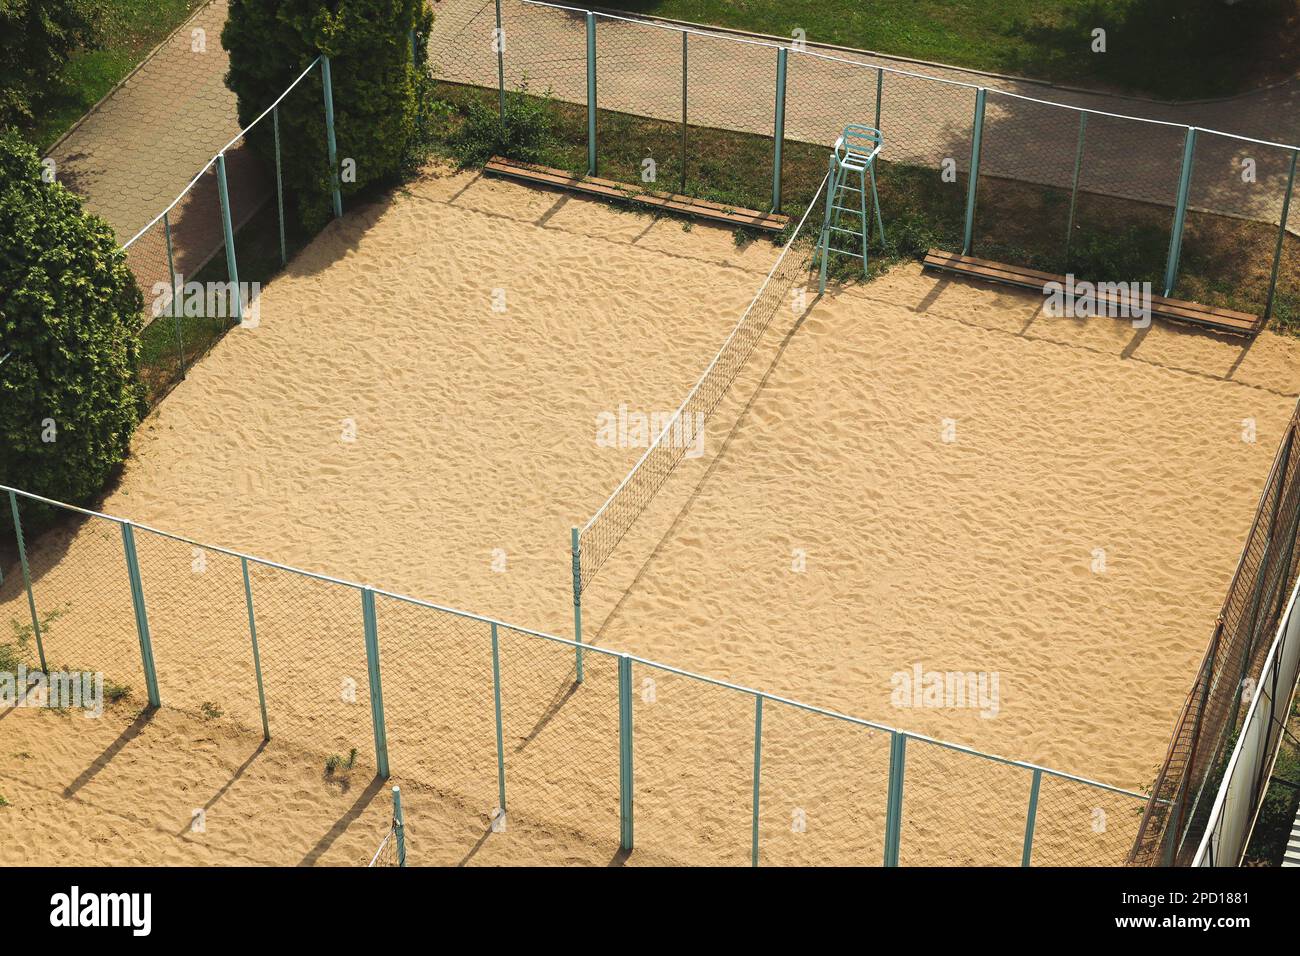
[0, 130, 145, 527]
[222, 0, 432, 232]
[0, 0, 102, 131]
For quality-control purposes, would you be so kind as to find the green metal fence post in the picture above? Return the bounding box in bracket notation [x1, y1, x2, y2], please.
[883, 731, 907, 866]
[495, 0, 506, 123]
[409, 28, 417, 67]
[1163, 126, 1198, 297]
[1064, 111, 1087, 270]
[272, 106, 287, 267]
[1264, 149, 1298, 324]
[120, 522, 161, 708]
[241, 556, 270, 740]
[586, 12, 597, 176]
[361, 587, 390, 779]
[490, 621, 507, 821]
[8, 490, 47, 672]
[321, 55, 344, 220]
[751, 693, 763, 867]
[571, 526, 584, 684]
[163, 211, 185, 379]
[214, 152, 243, 326]
[1021, 768, 1042, 867]
[772, 46, 789, 213]
[680, 30, 688, 195]
[874, 67, 883, 134]
[961, 88, 987, 256]
[618, 653, 634, 851]
[392, 785, 407, 867]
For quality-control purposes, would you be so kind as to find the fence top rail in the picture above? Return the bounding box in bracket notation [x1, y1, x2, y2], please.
[1, 479, 1149, 803]
[121, 56, 323, 250]
[520, 0, 1300, 154]
[580, 172, 829, 537]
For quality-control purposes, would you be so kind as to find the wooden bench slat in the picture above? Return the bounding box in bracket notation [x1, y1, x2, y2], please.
[485, 157, 789, 232]
[922, 249, 1264, 336]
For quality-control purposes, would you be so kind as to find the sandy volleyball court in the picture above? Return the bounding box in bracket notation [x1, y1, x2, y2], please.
[2, 165, 1298, 865]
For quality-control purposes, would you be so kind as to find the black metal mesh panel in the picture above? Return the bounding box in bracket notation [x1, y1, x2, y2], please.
[757, 701, 890, 866]
[496, 628, 621, 851]
[132, 529, 261, 729]
[974, 94, 1084, 273]
[631, 661, 753, 865]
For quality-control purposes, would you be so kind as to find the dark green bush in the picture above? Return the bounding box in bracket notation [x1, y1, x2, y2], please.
[0, 0, 102, 131]
[222, 0, 433, 233]
[447, 83, 558, 168]
[0, 130, 145, 527]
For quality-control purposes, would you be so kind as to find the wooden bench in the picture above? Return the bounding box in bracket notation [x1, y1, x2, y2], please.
[485, 156, 789, 233]
[922, 249, 1265, 337]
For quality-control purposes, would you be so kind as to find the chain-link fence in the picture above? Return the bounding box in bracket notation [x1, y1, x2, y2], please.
[1131, 400, 1300, 865]
[118, 57, 339, 406]
[0, 484, 1146, 865]
[427, 0, 1300, 323]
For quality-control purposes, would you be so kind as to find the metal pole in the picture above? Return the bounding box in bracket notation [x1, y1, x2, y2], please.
[751, 694, 763, 867]
[120, 522, 161, 707]
[321, 56, 344, 219]
[392, 785, 407, 867]
[214, 152, 243, 326]
[1064, 111, 1087, 270]
[874, 68, 883, 135]
[273, 106, 287, 267]
[8, 490, 47, 672]
[490, 621, 507, 820]
[680, 30, 688, 195]
[1163, 126, 1198, 297]
[1264, 148, 1297, 324]
[772, 47, 788, 213]
[241, 556, 270, 740]
[361, 587, 390, 779]
[495, 0, 506, 123]
[409, 28, 417, 67]
[586, 12, 597, 176]
[883, 731, 907, 866]
[961, 88, 986, 256]
[818, 152, 837, 293]
[1021, 768, 1042, 867]
[163, 211, 185, 379]
[571, 526, 584, 684]
[618, 653, 634, 851]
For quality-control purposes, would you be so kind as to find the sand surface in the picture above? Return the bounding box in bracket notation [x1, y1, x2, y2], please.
[3, 166, 1298, 866]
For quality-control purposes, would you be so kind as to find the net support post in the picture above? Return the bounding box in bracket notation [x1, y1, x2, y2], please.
[8, 490, 47, 672]
[240, 556, 271, 740]
[392, 785, 407, 867]
[1163, 126, 1197, 298]
[772, 46, 788, 213]
[874, 68, 883, 134]
[618, 653, 634, 851]
[961, 87, 986, 256]
[883, 731, 907, 866]
[571, 526, 584, 684]
[272, 106, 287, 267]
[818, 152, 837, 293]
[163, 211, 185, 379]
[321, 55, 344, 220]
[120, 522, 161, 708]
[361, 587, 390, 779]
[490, 621, 507, 825]
[1264, 149, 1298, 324]
[751, 693, 764, 867]
[586, 12, 597, 176]
[1021, 768, 1042, 867]
[495, 0, 506, 123]
[214, 152, 243, 326]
